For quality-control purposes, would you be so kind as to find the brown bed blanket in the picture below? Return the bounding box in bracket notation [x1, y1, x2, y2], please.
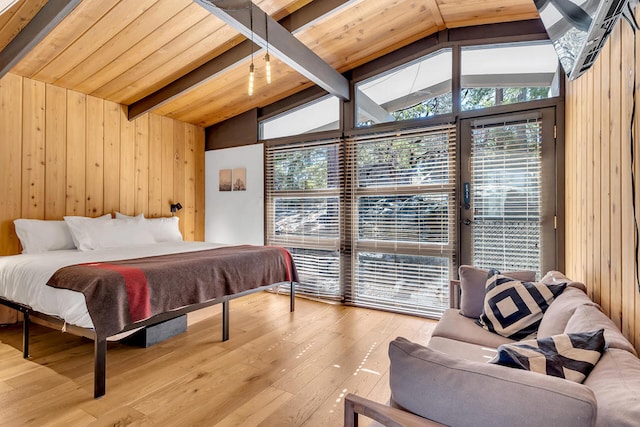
[46, 245, 298, 339]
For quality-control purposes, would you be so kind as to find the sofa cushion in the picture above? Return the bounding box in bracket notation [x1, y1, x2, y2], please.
[583, 348, 640, 427]
[564, 304, 637, 356]
[428, 336, 498, 363]
[432, 309, 515, 348]
[538, 287, 596, 337]
[490, 329, 606, 383]
[389, 337, 597, 427]
[458, 265, 536, 318]
[477, 274, 567, 340]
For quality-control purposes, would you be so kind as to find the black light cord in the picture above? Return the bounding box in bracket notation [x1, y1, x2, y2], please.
[623, 1, 640, 30]
[624, 3, 640, 293]
[632, 33, 639, 294]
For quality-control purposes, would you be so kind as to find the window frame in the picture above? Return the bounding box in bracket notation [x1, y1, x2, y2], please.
[345, 124, 458, 317]
[259, 94, 342, 140]
[259, 21, 566, 315]
[264, 136, 344, 301]
[459, 108, 558, 276]
[354, 48, 454, 127]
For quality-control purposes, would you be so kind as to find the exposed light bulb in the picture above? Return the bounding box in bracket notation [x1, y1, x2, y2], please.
[264, 53, 271, 84]
[248, 63, 255, 96]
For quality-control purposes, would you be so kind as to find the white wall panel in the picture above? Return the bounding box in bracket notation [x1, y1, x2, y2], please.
[205, 144, 264, 246]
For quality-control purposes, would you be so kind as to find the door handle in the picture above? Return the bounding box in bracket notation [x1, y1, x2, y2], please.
[463, 219, 473, 226]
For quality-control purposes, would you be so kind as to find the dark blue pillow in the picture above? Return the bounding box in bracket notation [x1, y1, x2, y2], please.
[490, 329, 606, 383]
[477, 272, 566, 340]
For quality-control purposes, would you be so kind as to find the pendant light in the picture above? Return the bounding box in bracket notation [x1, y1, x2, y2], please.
[264, 13, 271, 84]
[248, 1, 255, 96]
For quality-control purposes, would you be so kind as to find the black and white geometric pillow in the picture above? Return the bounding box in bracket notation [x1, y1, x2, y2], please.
[490, 329, 606, 383]
[477, 272, 566, 340]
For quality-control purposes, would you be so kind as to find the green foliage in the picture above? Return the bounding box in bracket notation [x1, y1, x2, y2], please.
[358, 86, 550, 127]
[390, 93, 453, 121]
[462, 87, 550, 111]
[357, 133, 450, 187]
[273, 146, 336, 191]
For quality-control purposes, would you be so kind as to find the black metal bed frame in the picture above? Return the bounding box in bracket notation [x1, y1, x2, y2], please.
[0, 281, 294, 398]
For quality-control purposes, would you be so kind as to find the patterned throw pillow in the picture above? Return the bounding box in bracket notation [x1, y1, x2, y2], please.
[490, 329, 606, 383]
[477, 271, 566, 340]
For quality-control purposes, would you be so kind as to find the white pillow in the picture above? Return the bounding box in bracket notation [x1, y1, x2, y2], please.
[63, 214, 118, 251]
[90, 218, 156, 250]
[145, 217, 183, 242]
[13, 219, 76, 253]
[111, 214, 181, 242]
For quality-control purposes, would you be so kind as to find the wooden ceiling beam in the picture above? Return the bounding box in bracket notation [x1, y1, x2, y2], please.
[0, 0, 81, 79]
[128, 0, 353, 121]
[198, 0, 350, 100]
[358, 92, 395, 124]
[426, 0, 446, 31]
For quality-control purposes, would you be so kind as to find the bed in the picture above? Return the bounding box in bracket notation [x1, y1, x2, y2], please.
[0, 216, 297, 398]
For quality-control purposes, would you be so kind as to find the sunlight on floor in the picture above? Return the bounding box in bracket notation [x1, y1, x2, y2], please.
[354, 342, 378, 376]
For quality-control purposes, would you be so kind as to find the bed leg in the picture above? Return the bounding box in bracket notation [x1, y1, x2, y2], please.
[222, 299, 229, 342]
[94, 338, 106, 398]
[22, 311, 30, 359]
[290, 281, 295, 312]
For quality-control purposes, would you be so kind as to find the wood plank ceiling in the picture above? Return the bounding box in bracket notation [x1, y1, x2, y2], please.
[0, 0, 539, 128]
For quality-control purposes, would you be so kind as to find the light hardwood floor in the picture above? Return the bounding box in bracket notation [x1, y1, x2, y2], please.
[0, 293, 436, 426]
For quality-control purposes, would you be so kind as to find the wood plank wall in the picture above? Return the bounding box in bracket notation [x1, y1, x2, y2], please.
[564, 19, 640, 354]
[0, 72, 205, 258]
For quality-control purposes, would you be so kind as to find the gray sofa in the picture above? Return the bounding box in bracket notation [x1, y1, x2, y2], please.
[345, 268, 640, 427]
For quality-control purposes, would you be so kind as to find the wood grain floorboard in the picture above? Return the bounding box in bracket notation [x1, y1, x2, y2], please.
[0, 293, 435, 426]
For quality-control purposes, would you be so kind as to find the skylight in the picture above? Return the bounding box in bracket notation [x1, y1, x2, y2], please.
[354, 40, 560, 126]
[260, 96, 340, 140]
[461, 42, 559, 80]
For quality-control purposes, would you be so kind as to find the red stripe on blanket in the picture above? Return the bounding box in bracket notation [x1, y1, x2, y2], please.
[275, 247, 293, 282]
[87, 263, 151, 322]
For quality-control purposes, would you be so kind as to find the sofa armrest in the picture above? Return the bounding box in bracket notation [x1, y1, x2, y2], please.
[389, 337, 597, 427]
[344, 393, 445, 427]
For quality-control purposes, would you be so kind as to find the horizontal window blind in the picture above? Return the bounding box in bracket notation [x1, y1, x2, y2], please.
[345, 124, 457, 317]
[355, 252, 450, 317]
[358, 193, 450, 245]
[265, 138, 343, 300]
[470, 117, 542, 274]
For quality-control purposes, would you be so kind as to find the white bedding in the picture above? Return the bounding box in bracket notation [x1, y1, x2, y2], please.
[0, 242, 226, 330]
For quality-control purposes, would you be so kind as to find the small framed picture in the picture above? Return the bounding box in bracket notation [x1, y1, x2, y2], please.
[233, 168, 246, 191]
[219, 169, 232, 191]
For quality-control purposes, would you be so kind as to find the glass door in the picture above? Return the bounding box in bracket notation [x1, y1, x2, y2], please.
[459, 108, 557, 276]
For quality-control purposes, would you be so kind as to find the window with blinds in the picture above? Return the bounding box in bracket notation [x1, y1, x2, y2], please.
[346, 124, 457, 317]
[265, 139, 343, 299]
[469, 116, 543, 274]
